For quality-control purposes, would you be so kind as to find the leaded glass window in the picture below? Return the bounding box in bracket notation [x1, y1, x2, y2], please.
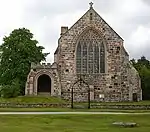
[76, 30, 105, 74]
[82, 43, 87, 73]
[76, 42, 81, 73]
[94, 43, 99, 73]
[100, 42, 105, 73]
[88, 43, 94, 73]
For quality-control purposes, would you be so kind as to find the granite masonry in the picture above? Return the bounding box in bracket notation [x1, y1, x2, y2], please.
[25, 3, 142, 102]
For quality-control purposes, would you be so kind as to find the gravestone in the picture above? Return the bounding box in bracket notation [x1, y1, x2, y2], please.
[112, 122, 137, 127]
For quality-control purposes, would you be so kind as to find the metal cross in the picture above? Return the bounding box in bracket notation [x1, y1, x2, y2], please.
[89, 2, 93, 8]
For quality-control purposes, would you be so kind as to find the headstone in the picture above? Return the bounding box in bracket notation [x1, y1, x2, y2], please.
[112, 122, 137, 127]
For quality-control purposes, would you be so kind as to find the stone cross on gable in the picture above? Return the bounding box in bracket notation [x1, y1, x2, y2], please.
[89, 2, 93, 8]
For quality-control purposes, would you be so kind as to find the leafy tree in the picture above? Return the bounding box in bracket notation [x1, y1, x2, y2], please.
[0, 28, 49, 96]
[138, 56, 150, 68]
[0, 78, 21, 98]
[139, 66, 150, 100]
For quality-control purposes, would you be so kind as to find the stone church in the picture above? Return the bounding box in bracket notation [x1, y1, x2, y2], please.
[25, 3, 142, 102]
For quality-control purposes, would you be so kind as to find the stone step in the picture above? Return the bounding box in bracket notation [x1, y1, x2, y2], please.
[38, 92, 51, 96]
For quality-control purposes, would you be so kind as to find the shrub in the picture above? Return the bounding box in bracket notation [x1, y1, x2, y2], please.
[0, 79, 21, 98]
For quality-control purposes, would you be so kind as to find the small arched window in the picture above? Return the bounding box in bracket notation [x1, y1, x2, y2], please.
[76, 29, 105, 74]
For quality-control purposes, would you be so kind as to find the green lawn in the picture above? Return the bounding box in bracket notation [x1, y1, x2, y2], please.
[0, 114, 150, 132]
[0, 96, 150, 105]
[0, 96, 68, 103]
[0, 96, 150, 104]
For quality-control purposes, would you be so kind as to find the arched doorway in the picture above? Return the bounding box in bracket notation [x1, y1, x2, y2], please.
[37, 74, 51, 94]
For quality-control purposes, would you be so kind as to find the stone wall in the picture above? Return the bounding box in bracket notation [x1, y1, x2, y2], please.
[25, 6, 142, 102]
[0, 103, 150, 110]
[56, 7, 142, 102]
[128, 63, 142, 101]
[91, 104, 150, 110]
[25, 62, 61, 97]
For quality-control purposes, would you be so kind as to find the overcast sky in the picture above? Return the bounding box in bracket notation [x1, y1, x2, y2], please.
[0, 0, 150, 62]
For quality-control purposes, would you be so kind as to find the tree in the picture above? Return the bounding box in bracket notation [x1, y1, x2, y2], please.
[0, 28, 49, 96]
[139, 66, 150, 100]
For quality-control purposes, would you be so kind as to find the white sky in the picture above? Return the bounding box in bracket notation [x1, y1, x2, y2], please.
[0, 0, 150, 62]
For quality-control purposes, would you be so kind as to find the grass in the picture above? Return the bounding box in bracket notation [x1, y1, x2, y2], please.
[0, 96, 150, 105]
[0, 96, 68, 104]
[0, 114, 150, 132]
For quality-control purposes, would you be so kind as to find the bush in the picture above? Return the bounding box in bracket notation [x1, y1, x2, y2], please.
[0, 79, 21, 98]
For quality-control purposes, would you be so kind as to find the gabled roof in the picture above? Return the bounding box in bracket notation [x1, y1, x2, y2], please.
[91, 8, 124, 41]
[60, 5, 124, 41]
[54, 47, 59, 55]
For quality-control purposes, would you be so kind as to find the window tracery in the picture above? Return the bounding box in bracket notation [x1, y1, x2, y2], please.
[82, 43, 87, 73]
[76, 42, 81, 73]
[76, 29, 105, 74]
[100, 42, 105, 73]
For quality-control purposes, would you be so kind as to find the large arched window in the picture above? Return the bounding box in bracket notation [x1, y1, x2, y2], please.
[76, 29, 105, 74]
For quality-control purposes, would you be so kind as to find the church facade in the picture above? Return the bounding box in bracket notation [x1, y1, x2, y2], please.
[25, 4, 142, 102]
